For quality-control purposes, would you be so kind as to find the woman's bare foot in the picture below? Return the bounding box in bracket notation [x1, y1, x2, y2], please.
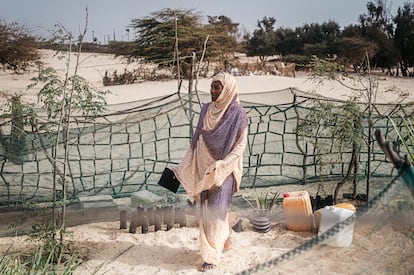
[223, 237, 232, 251]
[200, 262, 216, 272]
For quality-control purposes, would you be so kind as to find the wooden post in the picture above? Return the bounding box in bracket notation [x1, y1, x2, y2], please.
[154, 206, 162, 231]
[120, 210, 127, 229]
[141, 208, 149, 234]
[175, 207, 186, 227]
[147, 207, 155, 227]
[188, 52, 196, 138]
[163, 206, 175, 231]
[129, 208, 139, 234]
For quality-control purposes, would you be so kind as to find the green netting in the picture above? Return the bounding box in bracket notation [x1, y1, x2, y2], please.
[0, 88, 413, 207]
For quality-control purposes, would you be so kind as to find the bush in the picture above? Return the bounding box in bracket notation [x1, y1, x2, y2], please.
[0, 20, 40, 72]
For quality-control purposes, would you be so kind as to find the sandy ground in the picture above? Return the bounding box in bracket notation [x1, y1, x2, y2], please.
[1, 50, 414, 274]
[2, 49, 414, 105]
[1, 183, 413, 275]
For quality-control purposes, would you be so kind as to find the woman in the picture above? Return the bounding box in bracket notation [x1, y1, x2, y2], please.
[172, 72, 248, 272]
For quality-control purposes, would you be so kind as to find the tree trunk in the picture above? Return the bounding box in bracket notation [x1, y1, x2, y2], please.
[334, 142, 357, 203]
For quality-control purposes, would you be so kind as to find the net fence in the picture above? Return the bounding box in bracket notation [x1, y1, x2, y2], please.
[0, 87, 413, 207]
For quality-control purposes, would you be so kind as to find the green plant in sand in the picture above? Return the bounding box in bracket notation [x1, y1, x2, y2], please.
[0, 205, 80, 274]
[0, 7, 108, 273]
[242, 189, 281, 211]
[297, 54, 407, 203]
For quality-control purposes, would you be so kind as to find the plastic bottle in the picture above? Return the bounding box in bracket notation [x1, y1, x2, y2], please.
[318, 206, 355, 247]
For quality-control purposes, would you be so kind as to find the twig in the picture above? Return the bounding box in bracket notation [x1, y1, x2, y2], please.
[194, 35, 209, 108]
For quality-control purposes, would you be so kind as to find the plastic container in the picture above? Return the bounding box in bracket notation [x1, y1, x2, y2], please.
[282, 191, 314, 231]
[334, 202, 357, 213]
[318, 206, 355, 247]
[314, 202, 356, 231]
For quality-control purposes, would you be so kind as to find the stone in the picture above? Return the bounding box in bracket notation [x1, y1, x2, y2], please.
[78, 195, 116, 209]
[130, 190, 164, 208]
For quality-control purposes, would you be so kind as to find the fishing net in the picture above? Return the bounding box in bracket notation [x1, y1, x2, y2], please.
[1, 86, 414, 273]
[0, 88, 413, 206]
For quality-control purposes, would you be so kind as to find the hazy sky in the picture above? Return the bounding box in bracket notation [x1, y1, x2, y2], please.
[1, 0, 410, 43]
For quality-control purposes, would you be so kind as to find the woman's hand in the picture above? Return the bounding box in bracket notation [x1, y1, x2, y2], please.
[205, 163, 216, 175]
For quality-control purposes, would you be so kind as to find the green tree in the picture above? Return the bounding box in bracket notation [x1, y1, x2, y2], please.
[274, 27, 303, 55]
[358, 0, 398, 71]
[0, 20, 40, 71]
[303, 54, 406, 203]
[28, 16, 110, 246]
[292, 21, 341, 58]
[247, 16, 277, 59]
[0, 8, 106, 272]
[300, 23, 326, 45]
[339, 24, 378, 70]
[393, 2, 414, 76]
[108, 40, 136, 60]
[342, 24, 362, 37]
[321, 21, 341, 43]
[128, 9, 206, 64]
[331, 37, 378, 71]
[126, 9, 240, 78]
[206, 15, 240, 57]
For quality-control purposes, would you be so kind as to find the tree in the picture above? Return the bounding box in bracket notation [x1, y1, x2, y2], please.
[358, 0, 398, 71]
[28, 12, 110, 247]
[360, 0, 394, 38]
[339, 24, 378, 70]
[321, 21, 341, 43]
[108, 40, 136, 61]
[342, 24, 362, 37]
[0, 20, 40, 72]
[301, 54, 406, 203]
[300, 23, 326, 45]
[206, 15, 240, 57]
[393, 3, 414, 76]
[332, 37, 378, 71]
[247, 16, 277, 59]
[127, 9, 213, 65]
[126, 9, 240, 78]
[294, 21, 341, 59]
[0, 8, 108, 272]
[274, 27, 303, 55]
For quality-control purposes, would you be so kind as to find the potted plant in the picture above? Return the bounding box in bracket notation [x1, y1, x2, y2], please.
[243, 190, 281, 233]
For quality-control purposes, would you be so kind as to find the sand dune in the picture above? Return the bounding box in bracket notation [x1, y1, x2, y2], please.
[2, 49, 414, 105]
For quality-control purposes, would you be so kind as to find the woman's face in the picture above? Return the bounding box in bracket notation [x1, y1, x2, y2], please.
[210, 80, 223, 102]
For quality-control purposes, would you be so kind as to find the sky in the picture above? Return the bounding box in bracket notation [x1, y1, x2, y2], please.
[1, 0, 410, 43]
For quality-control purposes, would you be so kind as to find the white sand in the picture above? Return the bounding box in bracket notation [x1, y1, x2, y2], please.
[2, 49, 414, 105]
[1, 50, 414, 274]
[1, 192, 413, 275]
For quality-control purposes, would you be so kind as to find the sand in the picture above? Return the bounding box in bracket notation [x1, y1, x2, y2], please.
[2, 49, 414, 105]
[1, 50, 414, 274]
[1, 183, 413, 275]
